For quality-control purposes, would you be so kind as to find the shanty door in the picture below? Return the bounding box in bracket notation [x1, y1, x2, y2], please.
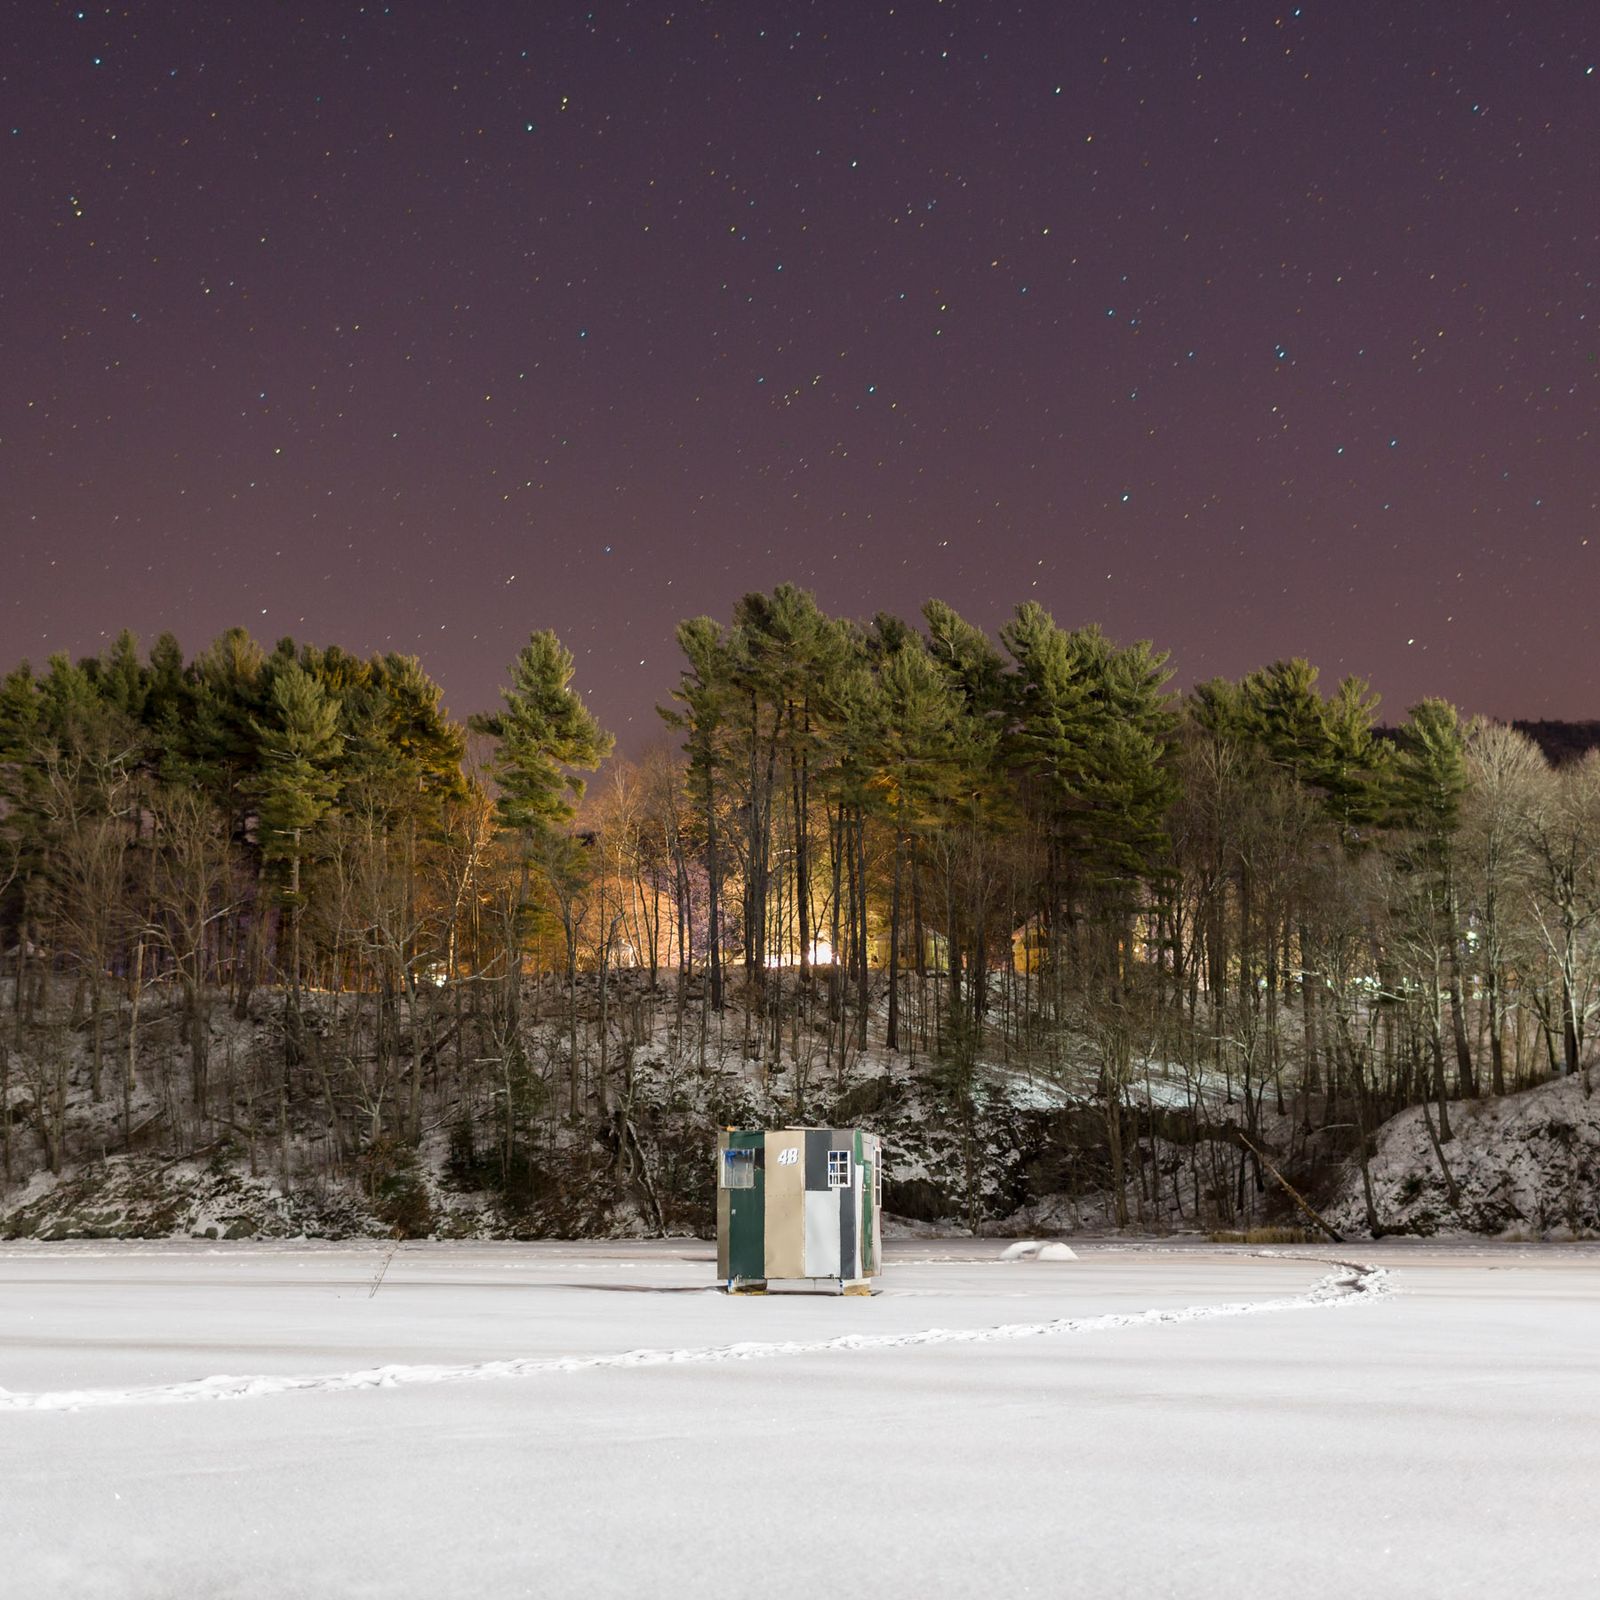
[802, 1129, 859, 1279]
[860, 1133, 878, 1275]
[718, 1133, 765, 1282]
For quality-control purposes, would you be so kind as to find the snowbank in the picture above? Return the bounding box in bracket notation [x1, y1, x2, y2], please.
[1326, 1072, 1600, 1238]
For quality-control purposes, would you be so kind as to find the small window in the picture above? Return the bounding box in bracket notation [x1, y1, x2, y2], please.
[874, 1159, 882, 1206]
[721, 1149, 755, 1189]
[827, 1150, 852, 1189]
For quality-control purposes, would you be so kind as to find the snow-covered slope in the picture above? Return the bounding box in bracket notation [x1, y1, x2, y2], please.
[1326, 1071, 1600, 1238]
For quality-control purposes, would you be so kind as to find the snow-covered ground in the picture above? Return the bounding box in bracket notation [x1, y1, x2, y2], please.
[2, 1241, 1596, 1598]
[1326, 1070, 1600, 1237]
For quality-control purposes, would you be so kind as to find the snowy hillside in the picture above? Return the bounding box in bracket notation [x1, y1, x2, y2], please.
[1326, 1071, 1600, 1238]
[5, 967, 1596, 1245]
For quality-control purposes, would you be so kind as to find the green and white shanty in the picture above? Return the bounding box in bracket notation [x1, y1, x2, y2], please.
[716, 1128, 883, 1295]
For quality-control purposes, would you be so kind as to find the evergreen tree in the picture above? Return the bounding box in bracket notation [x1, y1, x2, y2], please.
[1392, 697, 1476, 1107]
[251, 662, 344, 991]
[473, 631, 612, 838]
[868, 630, 960, 1049]
[472, 630, 612, 1021]
[186, 627, 270, 820]
[664, 616, 735, 1008]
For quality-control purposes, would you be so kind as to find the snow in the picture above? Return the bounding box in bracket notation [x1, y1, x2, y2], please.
[2, 1240, 1597, 1597]
[1326, 1070, 1600, 1237]
[998, 1238, 1079, 1261]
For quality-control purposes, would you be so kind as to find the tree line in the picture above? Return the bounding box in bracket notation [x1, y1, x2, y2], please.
[1, 592, 1596, 1231]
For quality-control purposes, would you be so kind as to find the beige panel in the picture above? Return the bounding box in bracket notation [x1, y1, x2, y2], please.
[763, 1128, 806, 1279]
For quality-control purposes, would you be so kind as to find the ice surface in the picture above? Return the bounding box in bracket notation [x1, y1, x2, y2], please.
[2, 1239, 1596, 1597]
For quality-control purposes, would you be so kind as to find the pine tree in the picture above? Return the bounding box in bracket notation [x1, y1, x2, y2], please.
[726, 585, 850, 976]
[187, 628, 271, 822]
[473, 631, 612, 838]
[868, 630, 960, 1050]
[251, 662, 343, 992]
[664, 616, 734, 1009]
[472, 631, 612, 1050]
[1393, 697, 1476, 1109]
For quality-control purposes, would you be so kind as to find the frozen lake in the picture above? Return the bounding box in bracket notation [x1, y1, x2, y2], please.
[2, 1238, 1596, 1597]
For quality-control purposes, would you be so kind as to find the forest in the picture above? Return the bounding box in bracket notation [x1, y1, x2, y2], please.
[1, 585, 1597, 1237]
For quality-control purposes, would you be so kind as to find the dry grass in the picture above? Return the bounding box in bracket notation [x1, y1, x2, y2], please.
[1208, 1226, 1313, 1246]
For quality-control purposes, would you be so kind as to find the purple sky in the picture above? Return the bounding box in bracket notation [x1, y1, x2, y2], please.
[5, 2, 1597, 746]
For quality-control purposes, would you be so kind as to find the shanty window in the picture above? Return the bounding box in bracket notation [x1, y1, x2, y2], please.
[827, 1150, 852, 1189]
[721, 1149, 755, 1189]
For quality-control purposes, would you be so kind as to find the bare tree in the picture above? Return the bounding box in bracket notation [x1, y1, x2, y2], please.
[150, 788, 237, 1121]
[1516, 752, 1600, 1083]
[39, 739, 139, 1104]
[1461, 723, 1544, 1093]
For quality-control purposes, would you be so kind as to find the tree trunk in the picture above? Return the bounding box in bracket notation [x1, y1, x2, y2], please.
[125, 940, 143, 1150]
[1443, 883, 1476, 1096]
[886, 827, 903, 1053]
[705, 783, 723, 1012]
[1483, 946, 1506, 1095]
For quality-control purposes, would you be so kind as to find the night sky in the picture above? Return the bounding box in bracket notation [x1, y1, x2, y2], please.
[5, 2, 1596, 745]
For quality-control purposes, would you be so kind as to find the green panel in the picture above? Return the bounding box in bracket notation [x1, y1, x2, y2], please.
[857, 1128, 874, 1275]
[727, 1130, 765, 1281]
[716, 1134, 731, 1278]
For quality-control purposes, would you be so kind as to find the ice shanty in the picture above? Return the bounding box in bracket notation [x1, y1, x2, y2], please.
[716, 1128, 883, 1293]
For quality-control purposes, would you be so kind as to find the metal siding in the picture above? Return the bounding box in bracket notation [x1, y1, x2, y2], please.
[727, 1131, 765, 1281]
[719, 1128, 880, 1283]
[838, 1161, 858, 1280]
[868, 1134, 883, 1275]
[826, 1129, 855, 1280]
[803, 1189, 841, 1277]
[857, 1130, 874, 1276]
[804, 1129, 830, 1191]
[763, 1129, 806, 1278]
[716, 1133, 730, 1279]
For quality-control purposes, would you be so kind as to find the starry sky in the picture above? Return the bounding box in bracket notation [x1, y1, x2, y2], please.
[4, 1, 1597, 744]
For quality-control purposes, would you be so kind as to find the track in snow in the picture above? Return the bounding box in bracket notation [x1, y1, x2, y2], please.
[0, 1258, 1390, 1413]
